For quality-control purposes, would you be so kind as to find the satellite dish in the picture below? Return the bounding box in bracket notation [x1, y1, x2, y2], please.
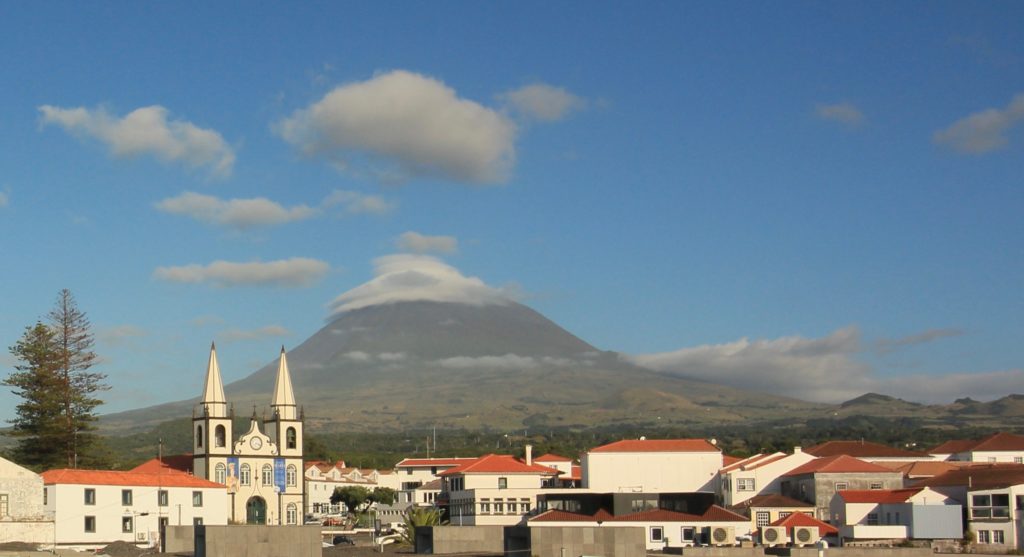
[711, 439, 718, 445]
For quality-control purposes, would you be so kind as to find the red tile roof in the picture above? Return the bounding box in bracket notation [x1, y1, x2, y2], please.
[589, 439, 720, 453]
[396, 457, 477, 468]
[130, 454, 193, 474]
[535, 453, 573, 462]
[878, 460, 964, 478]
[438, 454, 559, 476]
[784, 455, 893, 476]
[42, 468, 223, 489]
[914, 464, 1024, 490]
[837, 488, 923, 504]
[805, 441, 928, 459]
[768, 512, 838, 536]
[930, 432, 1024, 454]
[723, 455, 742, 467]
[529, 505, 746, 523]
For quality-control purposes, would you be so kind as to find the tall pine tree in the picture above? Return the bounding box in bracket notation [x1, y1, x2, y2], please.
[4, 290, 109, 469]
[47, 289, 108, 467]
[4, 323, 65, 469]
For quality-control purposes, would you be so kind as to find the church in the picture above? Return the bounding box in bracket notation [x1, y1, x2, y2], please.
[191, 343, 304, 525]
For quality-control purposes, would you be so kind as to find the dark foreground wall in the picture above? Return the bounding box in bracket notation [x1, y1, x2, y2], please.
[530, 526, 645, 557]
[165, 525, 322, 557]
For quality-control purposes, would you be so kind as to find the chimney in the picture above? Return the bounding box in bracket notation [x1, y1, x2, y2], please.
[525, 444, 533, 466]
[794, 446, 802, 454]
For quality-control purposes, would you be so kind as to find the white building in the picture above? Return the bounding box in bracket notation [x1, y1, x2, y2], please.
[41, 468, 226, 550]
[829, 487, 961, 543]
[439, 452, 559, 526]
[0, 456, 53, 546]
[191, 344, 304, 525]
[304, 461, 400, 516]
[582, 439, 722, 493]
[394, 457, 477, 505]
[930, 432, 1024, 463]
[719, 448, 817, 506]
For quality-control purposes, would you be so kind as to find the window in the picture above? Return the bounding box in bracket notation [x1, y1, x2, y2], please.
[84, 516, 96, 533]
[867, 513, 879, 526]
[431, 466, 437, 475]
[755, 511, 771, 527]
[287, 465, 297, 487]
[193, 491, 203, 507]
[973, 493, 1011, 519]
[681, 526, 695, 543]
[406, 469, 412, 475]
[286, 427, 297, 449]
[480, 499, 490, 514]
[193, 517, 204, 526]
[215, 425, 226, 448]
[737, 478, 756, 491]
[977, 530, 990, 544]
[993, 530, 1004, 544]
[122, 489, 133, 506]
[262, 464, 273, 486]
[521, 498, 531, 513]
[870, 482, 883, 490]
[122, 516, 133, 533]
[286, 503, 297, 525]
[158, 490, 168, 507]
[0, 494, 8, 518]
[498, 477, 507, 489]
[43, 488, 47, 506]
[215, 463, 226, 484]
[650, 526, 664, 542]
[494, 501, 504, 514]
[779, 511, 792, 519]
[834, 482, 848, 491]
[196, 425, 203, 448]
[84, 488, 96, 505]
[1015, 457, 1023, 464]
[240, 464, 251, 486]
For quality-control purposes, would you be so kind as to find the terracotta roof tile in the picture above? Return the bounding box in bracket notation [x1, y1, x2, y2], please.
[768, 512, 838, 535]
[130, 454, 193, 474]
[42, 468, 223, 489]
[929, 439, 978, 454]
[396, 457, 477, 467]
[914, 464, 1024, 490]
[589, 439, 720, 453]
[805, 441, 928, 458]
[535, 453, 573, 462]
[838, 488, 924, 504]
[784, 455, 893, 476]
[439, 454, 559, 476]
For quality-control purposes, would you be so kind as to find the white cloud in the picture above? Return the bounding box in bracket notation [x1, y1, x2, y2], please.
[378, 352, 407, 362]
[323, 190, 396, 215]
[396, 231, 458, 254]
[327, 254, 513, 315]
[277, 70, 517, 184]
[156, 192, 317, 229]
[815, 102, 864, 127]
[220, 325, 290, 342]
[437, 354, 539, 370]
[0, 191, 8, 208]
[627, 327, 873, 403]
[499, 83, 586, 122]
[934, 93, 1024, 154]
[39, 105, 235, 177]
[875, 328, 964, 354]
[342, 351, 372, 362]
[97, 324, 146, 346]
[154, 257, 329, 288]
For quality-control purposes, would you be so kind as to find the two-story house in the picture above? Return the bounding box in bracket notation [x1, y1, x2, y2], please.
[779, 455, 904, 521]
[583, 439, 722, 493]
[438, 453, 559, 526]
[915, 464, 1024, 551]
[719, 448, 816, 506]
[929, 432, 1024, 464]
[829, 487, 961, 545]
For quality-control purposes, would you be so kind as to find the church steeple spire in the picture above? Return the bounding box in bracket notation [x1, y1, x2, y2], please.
[271, 346, 296, 420]
[201, 341, 227, 417]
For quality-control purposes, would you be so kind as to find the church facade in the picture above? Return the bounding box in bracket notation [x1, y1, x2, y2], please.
[191, 344, 304, 525]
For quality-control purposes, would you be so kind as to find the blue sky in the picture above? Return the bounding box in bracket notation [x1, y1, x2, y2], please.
[1, 2, 1022, 420]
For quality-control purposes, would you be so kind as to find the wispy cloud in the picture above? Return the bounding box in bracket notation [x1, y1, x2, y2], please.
[39, 105, 235, 177]
[499, 83, 586, 122]
[323, 190, 396, 215]
[875, 328, 964, 354]
[0, 191, 8, 208]
[154, 258, 330, 288]
[219, 325, 290, 342]
[277, 70, 517, 184]
[97, 324, 147, 347]
[815, 102, 864, 127]
[436, 354, 578, 370]
[396, 231, 458, 254]
[327, 254, 514, 315]
[934, 93, 1024, 154]
[156, 192, 317, 229]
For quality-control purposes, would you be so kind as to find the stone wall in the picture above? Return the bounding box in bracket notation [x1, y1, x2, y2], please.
[0, 520, 54, 547]
[529, 526, 645, 557]
[417, 525, 506, 554]
[165, 524, 321, 557]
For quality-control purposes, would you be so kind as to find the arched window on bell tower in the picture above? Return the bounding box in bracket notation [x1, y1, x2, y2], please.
[286, 427, 296, 449]
[196, 426, 204, 449]
[215, 425, 226, 448]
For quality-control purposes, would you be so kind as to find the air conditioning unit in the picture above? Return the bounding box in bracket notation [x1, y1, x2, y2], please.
[710, 526, 735, 546]
[136, 532, 148, 542]
[761, 526, 787, 546]
[792, 526, 819, 547]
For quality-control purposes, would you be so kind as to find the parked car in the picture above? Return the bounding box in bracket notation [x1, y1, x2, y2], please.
[333, 535, 356, 546]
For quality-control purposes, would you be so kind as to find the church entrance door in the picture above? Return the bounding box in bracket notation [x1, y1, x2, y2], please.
[246, 496, 267, 524]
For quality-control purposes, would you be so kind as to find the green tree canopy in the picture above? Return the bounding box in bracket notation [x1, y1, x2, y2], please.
[330, 485, 371, 514]
[4, 323, 64, 469]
